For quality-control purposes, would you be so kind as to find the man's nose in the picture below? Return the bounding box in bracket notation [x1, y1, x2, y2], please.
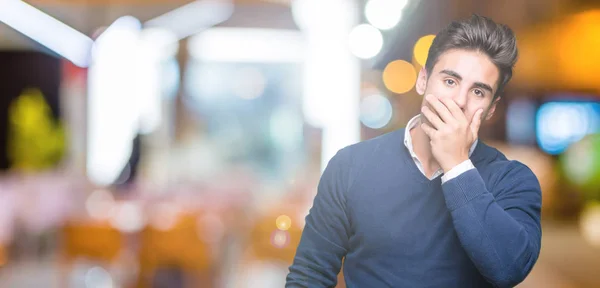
[452, 90, 468, 109]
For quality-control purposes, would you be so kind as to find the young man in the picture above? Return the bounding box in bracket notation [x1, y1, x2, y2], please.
[286, 14, 542, 288]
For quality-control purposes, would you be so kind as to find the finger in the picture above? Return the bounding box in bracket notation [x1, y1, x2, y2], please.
[439, 97, 467, 123]
[425, 94, 454, 124]
[421, 122, 436, 138]
[470, 109, 484, 136]
[421, 106, 444, 129]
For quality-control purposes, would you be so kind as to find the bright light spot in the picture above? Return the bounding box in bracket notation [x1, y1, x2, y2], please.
[580, 202, 600, 248]
[232, 67, 267, 99]
[413, 35, 436, 67]
[382, 59, 417, 94]
[150, 202, 181, 231]
[271, 230, 290, 248]
[365, 0, 407, 30]
[360, 94, 393, 129]
[291, 0, 353, 31]
[109, 201, 145, 233]
[348, 24, 383, 59]
[536, 102, 600, 155]
[276, 215, 292, 231]
[138, 28, 179, 61]
[87, 16, 142, 186]
[84, 266, 113, 288]
[144, 0, 234, 40]
[85, 189, 116, 220]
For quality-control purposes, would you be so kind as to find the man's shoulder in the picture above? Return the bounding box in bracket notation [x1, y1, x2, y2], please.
[335, 128, 405, 166]
[475, 142, 540, 189]
[344, 128, 405, 154]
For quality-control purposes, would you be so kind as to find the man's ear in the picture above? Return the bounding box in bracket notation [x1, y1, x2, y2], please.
[485, 97, 501, 120]
[416, 67, 428, 96]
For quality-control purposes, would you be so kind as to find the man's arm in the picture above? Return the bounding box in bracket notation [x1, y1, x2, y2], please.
[286, 148, 352, 287]
[441, 161, 542, 288]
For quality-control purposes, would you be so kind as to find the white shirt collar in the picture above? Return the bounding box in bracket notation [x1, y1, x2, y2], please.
[403, 114, 478, 179]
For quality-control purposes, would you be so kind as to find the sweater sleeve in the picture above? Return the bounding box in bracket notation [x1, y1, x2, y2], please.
[286, 148, 352, 287]
[441, 161, 542, 288]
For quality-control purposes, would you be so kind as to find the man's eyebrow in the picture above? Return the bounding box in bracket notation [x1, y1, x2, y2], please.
[473, 82, 494, 93]
[439, 69, 462, 80]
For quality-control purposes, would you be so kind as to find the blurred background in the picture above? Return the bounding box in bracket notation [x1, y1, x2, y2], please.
[0, 0, 599, 287]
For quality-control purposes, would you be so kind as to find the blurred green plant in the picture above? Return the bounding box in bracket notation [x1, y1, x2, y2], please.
[7, 88, 66, 171]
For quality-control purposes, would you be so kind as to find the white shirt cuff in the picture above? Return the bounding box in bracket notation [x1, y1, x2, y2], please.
[441, 159, 475, 184]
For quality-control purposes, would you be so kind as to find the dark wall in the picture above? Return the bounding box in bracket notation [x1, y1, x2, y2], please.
[0, 51, 61, 170]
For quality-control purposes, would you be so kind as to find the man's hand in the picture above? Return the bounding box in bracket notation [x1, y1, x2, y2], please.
[420, 94, 483, 173]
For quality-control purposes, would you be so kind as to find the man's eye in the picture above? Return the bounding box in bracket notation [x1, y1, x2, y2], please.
[474, 89, 484, 97]
[444, 79, 456, 86]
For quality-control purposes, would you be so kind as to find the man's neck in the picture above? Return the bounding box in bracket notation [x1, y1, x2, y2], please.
[410, 124, 441, 176]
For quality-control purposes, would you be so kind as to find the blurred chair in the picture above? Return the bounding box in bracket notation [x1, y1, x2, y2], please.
[136, 212, 216, 288]
[59, 220, 124, 287]
[242, 206, 347, 287]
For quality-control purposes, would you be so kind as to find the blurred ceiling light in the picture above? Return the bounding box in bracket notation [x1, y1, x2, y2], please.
[413, 34, 435, 67]
[87, 16, 142, 186]
[365, 0, 407, 30]
[360, 94, 393, 129]
[144, 0, 233, 40]
[348, 24, 383, 59]
[188, 28, 304, 63]
[292, 0, 353, 32]
[137, 27, 178, 61]
[0, 0, 93, 67]
[382, 59, 417, 94]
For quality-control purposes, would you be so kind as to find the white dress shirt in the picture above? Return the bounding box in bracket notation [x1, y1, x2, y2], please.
[404, 115, 477, 184]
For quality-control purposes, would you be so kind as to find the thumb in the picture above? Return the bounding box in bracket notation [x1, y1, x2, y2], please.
[470, 109, 484, 137]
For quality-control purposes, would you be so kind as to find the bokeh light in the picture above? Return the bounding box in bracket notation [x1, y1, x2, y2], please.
[365, 0, 407, 30]
[109, 201, 145, 233]
[348, 24, 383, 59]
[360, 94, 393, 129]
[271, 230, 290, 248]
[84, 266, 113, 288]
[536, 102, 600, 155]
[275, 215, 292, 231]
[382, 59, 417, 94]
[85, 189, 115, 221]
[561, 134, 600, 194]
[413, 35, 435, 67]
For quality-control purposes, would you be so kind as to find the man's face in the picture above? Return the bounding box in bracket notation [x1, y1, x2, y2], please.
[416, 49, 500, 129]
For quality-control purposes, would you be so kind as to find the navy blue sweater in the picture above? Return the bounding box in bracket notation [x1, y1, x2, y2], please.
[286, 128, 542, 288]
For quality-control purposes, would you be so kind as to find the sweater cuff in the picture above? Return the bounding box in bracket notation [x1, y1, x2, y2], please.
[442, 168, 488, 211]
[441, 159, 475, 184]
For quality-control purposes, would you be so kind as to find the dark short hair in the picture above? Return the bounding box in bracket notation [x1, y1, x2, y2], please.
[424, 14, 518, 100]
